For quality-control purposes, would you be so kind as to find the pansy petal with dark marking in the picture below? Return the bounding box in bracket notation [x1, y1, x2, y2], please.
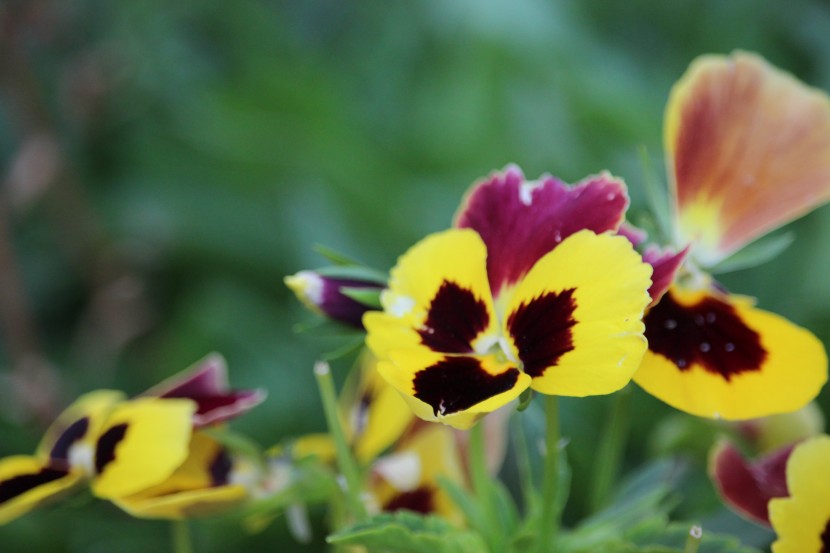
[364, 229, 498, 360]
[113, 433, 247, 520]
[37, 389, 125, 465]
[377, 349, 530, 430]
[503, 230, 652, 396]
[92, 398, 196, 499]
[709, 440, 792, 526]
[769, 435, 830, 553]
[635, 286, 827, 419]
[0, 456, 82, 525]
[143, 354, 266, 427]
[454, 166, 629, 298]
[666, 51, 830, 267]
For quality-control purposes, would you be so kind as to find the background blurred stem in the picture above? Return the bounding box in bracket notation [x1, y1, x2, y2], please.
[469, 421, 506, 552]
[512, 415, 535, 515]
[588, 386, 631, 512]
[314, 360, 368, 523]
[172, 520, 193, 553]
[536, 396, 560, 553]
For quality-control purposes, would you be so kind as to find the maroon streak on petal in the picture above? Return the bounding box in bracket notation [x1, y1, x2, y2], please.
[709, 440, 793, 526]
[454, 165, 629, 298]
[0, 465, 72, 505]
[49, 417, 90, 462]
[507, 289, 577, 378]
[143, 354, 266, 427]
[643, 245, 689, 305]
[644, 290, 767, 381]
[413, 357, 520, 417]
[419, 281, 490, 354]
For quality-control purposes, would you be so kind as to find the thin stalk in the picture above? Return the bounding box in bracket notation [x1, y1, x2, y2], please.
[536, 396, 560, 553]
[589, 388, 631, 512]
[171, 520, 193, 553]
[512, 415, 535, 515]
[314, 360, 368, 522]
[469, 422, 505, 552]
[685, 525, 703, 553]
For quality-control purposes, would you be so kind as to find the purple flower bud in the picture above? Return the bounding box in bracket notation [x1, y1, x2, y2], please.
[285, 270, 384, 329]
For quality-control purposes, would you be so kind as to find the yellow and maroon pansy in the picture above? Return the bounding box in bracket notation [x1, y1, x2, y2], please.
[112, 432, 249, 520]
[0, 456, 82, 525]
[633, 52, 830, 419]
[709, 439, 792, 526]
[769, 435, 830, 553]
[142, 353, 266, 427]
[365, 177, 653, 428]
[635, 283, 827, 419]
[666, 51, 830, 268]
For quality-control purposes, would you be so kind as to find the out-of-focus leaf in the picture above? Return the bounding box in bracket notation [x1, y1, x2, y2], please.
[339, 287, 382, 309]
[327, 511, 488, 553]
[709, 233, 795, 274]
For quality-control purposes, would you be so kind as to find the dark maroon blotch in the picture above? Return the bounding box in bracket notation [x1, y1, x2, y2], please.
[208, 448, 233, 486]
[0, 466, 70, 505]
[644, 291, 767, 381]
[383, 485, 435, 514]
[418, 281, 490, 354]
[413, 357, 519, 416]
[821, 518, 830, 553]
[49, 417, 90, 462]
[95, 423, 129, 474]
[507, 289, 577, 378]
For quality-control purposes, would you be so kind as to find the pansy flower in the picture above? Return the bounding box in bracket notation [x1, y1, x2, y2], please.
[365, 166, 653, 429]
[769, 435, 830, 552]
[632, 51, 830, 419]
[0, 354, 265, 523]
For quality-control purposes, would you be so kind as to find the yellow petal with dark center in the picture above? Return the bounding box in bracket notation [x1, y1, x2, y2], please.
[365, 229, 499, 360]
[340, 351, 413, 463]
[113, 433, 247, 519]
[0, 456, 82, 525]
[377, 349, 531, 430]
[769, 435, 830, 553]
[666, 51, 830, 267]
[92, 398, 196, 499]
[37, 389, 126, 466]
[503, 230, 652, 396]
[635, 286, 827, 419]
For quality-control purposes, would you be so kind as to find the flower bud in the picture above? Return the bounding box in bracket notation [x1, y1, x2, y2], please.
[285, 269, 384, 329]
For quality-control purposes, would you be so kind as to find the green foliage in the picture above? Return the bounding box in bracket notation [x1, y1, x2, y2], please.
[327, 512, 488, 553]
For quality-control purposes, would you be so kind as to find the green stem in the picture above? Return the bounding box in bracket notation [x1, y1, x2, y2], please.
[469, 422, 505, 552]
[536, 396, 560, 553]
[589, 387, 631, 512]
[172, 520, 193, 553]
[684, 525, 703, 553]
[314, 360, 368, 523]
[512, 415, 535, 515]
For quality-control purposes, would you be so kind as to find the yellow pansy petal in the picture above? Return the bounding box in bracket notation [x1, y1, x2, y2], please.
[769, 436, 830, 553]
[37, 390, 126, 464]
[367, 229, 499, 359]
[0, 456, 82, 525]
[666, 51, 830, 267]
[377, 349, 531, 430]
[113, 433, 247, 520]
[92, 398, 196, 499]
[340, 351, 413, 463]
[635, 286, 827, 419]
[503, 230, 652, 396]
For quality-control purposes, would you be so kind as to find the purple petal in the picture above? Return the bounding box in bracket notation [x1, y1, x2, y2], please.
[143, 354, 266, 427]
[454, 165, 629, 298]
[709, 440, 793, 526]
[643, 245, 689, 306]
[618, 222, 648, 247]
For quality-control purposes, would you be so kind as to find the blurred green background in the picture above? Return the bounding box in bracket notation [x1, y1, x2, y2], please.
[3, 0, 830, 550]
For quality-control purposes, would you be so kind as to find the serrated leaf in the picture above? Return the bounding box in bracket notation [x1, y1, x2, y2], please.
[327, 511, 488, 553]
[626, 521, 763, 553]
[436, 476, 488, 534]
[709, 232, 794, 274]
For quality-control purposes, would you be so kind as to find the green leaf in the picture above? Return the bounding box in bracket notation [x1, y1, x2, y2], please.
[327, 511, 488, 553]
[316, 264, 389, 285]
[516, 388, 534, 412]
[340, 286, 382, 308]
[638, 145, 672, 244]
[313, 243, 364, 267]
[625, 520, 762, 553]
[709, 232, 795, 274]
